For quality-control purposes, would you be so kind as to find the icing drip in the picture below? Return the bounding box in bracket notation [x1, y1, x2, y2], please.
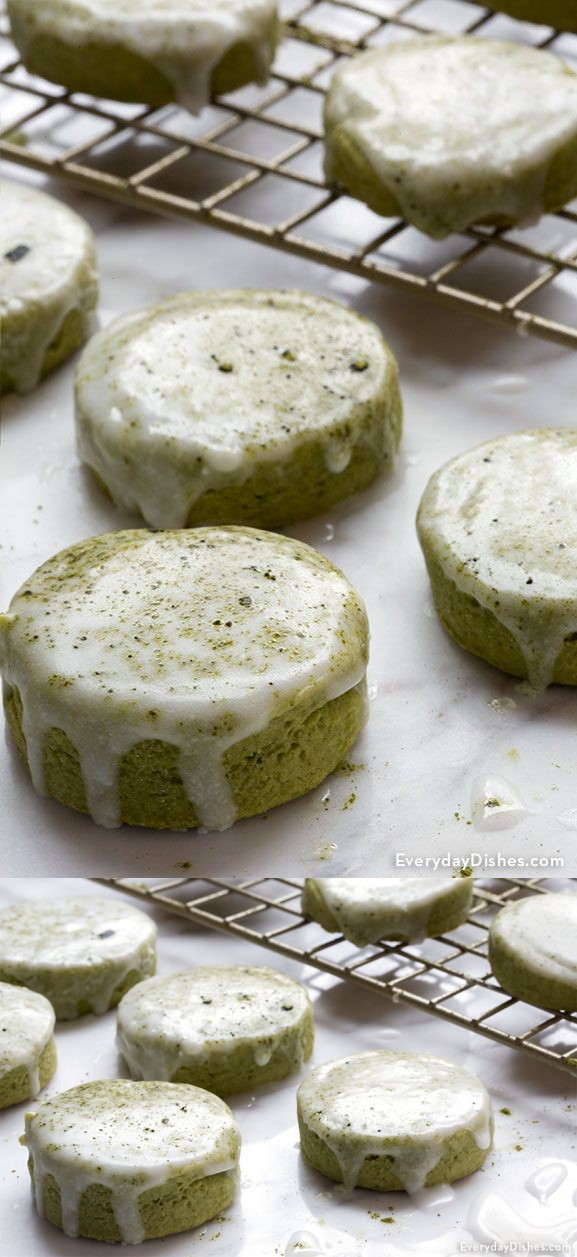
[23, 1079, 240, 1244]
[298, 1050, 493, 1193]
[324, 37, 577, 239]
[0, 897, 156, 1019]
[9, 0, 279, 115]
[75, 289, 401, 529]
[0, 527, 368, 830]
[1, 181, 98, 394]
[304, 877, 472, 946]
[116, 964, 312, 1082]
[417, 429, 577, 690]
[0, 982, 54, 1097]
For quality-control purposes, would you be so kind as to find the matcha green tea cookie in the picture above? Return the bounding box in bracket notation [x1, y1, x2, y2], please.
[0, 983, 56, 1109]
[7, 0, 279, 112]
[323, 37, 577, 239]
[302, 877, 473, 947]
[117, 964, 314, 1095]
[22, 1079, 240, 1243]
[297, 1050, 493, 1191]
[0, 897, 156, 1020]
[75, 289, 402, 529]
[417, 429, 577, 690]
[0, 527, 368, 830]
[490, 3, 577, 32]
[489, 892, 577, 1011]
[1, 181, 98, 394]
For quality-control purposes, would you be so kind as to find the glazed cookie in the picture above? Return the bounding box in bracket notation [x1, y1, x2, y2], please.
[22, 1079, 240, 1243]
[0, 897, 156, 1020]
[0, 982, 56, 1109]
[297, 1050, 493, 1191]
[7, 0, 279, 112]
[1, 181, 98, 394]
[302, 877, 473, 947]
[489, 892, 577, 1011]
[0, 527, 368, 830]
[490, 2, 577, 32]
[117, 964, 314, 1095]
[75, 289, 402, 530]
[417, 429, 577, 690]
[323, 37, 577, 239]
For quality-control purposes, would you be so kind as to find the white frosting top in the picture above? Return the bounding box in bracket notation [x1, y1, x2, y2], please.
[0, 982, 55, 1095]
[490, 892, 577, 989]
[298, 1050, 493, 1192]
[117, 964, 312, 1079]
[9, 0, 278, 113]
[23, 1079, 240, 1243]
[0, 896, 156, 972]
[324, 37, 577, 238]
[1, 181, 97, 392]
[0, 527, 367, 830]
[417, 429, 577, 690]
[304, 877, 472, 946]
[75, 289, 400, 529]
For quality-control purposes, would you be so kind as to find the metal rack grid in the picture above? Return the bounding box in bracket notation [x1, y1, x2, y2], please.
[2, 2, 577, 348]
[94, 876, 577, 1076]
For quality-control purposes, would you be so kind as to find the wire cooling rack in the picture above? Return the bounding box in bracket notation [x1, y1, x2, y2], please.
[1, 3, 577, 349]
[93, 876, 577, 1076]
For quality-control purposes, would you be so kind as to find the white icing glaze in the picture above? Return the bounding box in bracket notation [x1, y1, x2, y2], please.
[23, 1079, 240, 1243]
[417, 429, 577, 690]
[0, 527, 368, 830]
[0, 897, 156, 1019]
[75, 289, 401, 529]
[9, 0, 278, 114]
[117, 964, 312, 1084]
[1, 181, 98, 393]
[324, 37, 577, 238]
[0, 981, 55, 1097]
[489, 893, 577, 991]
[304, 877, 472, 946]
[298, 1050, 493, 1193]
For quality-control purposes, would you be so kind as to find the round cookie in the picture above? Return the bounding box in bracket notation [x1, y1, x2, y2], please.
[0, 897, 157, 1020]
[297, 1050, 493, 1191]
[302, 877, 473, 947]
[22, 1079, 240, 1243]
[323, 37, 577, 239]
[0, 982, 56, 1110]
[7, 0, 279, 113]
[117, 964, 314, 1095]
[75, 289, 402, 530]
[416, 429, 577, 690]
[0, 527, 368, 831]
[489, 3, 577, 32]
[489, 892, 577, 1011]
[1, 181, 98, 395]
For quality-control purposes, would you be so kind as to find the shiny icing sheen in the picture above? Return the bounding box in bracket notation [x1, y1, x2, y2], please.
[0, 982, 55, 1096]
[490, 893, 577, 987]
[0, 528, 368, 829]
[9, 0, 278, 113]
[324, 37, 577, 238]
[117, 964, 312, 1079]
[304, 877, 471, 945]
[298, 1050, 493, 1192]
[1, 181, 97, 393]
[417, 429, 577, 689]
[0, 897, 156, 1017]
[75, 289, 400, 528]
[23, 1079, 240, 1244]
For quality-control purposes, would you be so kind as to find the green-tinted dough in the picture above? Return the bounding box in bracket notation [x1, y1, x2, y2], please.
[302, 876, 474, 945]
[489, 894, 577, 1011]
[298, 1119, 490, 1191]
[0, 1037, 56, 1110]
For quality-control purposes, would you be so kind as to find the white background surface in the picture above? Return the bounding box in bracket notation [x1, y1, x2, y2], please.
[0, 877, 576, 1257]
[1, 167, 577, 876]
